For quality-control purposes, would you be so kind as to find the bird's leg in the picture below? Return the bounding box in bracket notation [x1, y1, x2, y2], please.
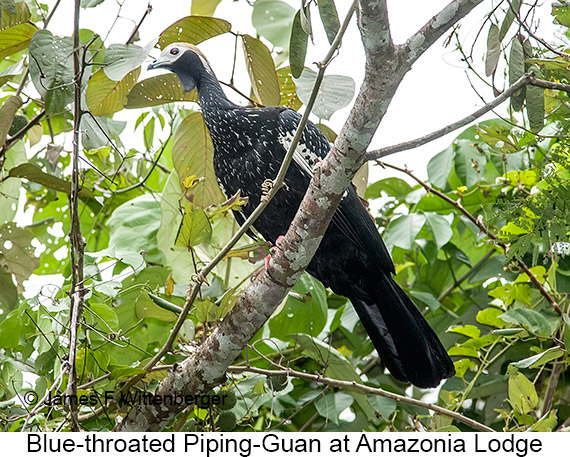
[252, 235, 286, 280]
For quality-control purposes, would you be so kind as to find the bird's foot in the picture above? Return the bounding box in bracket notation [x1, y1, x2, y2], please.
[251, 236, 286, 281]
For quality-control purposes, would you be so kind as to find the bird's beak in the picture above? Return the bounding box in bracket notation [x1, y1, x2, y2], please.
[147, 56, 169, 71]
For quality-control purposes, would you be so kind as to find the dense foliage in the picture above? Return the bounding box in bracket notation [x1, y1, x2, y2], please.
[0, 0, 568, 432]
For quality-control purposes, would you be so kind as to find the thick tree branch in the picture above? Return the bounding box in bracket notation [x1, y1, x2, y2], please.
[365, 73, 533, 160]
[401, 0, 485, 65]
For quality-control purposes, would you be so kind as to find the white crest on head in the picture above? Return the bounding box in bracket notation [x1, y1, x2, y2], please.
[163, 43, 215, 77]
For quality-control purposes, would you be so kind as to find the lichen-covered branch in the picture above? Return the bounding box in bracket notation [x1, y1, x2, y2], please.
[401, 0, 485, 65]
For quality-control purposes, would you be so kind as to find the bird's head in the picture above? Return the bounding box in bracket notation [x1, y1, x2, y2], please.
[147, 43, 215, 92]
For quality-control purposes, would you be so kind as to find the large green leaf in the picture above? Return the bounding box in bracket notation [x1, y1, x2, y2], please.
[508, 372, 538, 414]
[29, 30, 75, 114]
[383, 213, 426, 251]
[0, 224, 39, 292]
[454, 140, 486, 188]
[103, 39, 157, 81]
[289, 10, 308, 79]
[171, 112, 223, 207]
[365, 177, 413, 200]
[318, 0, 340, 44]
[292, 334, 375, 421]
[158, 16, 230, 49]
[269, 273, 328, 339]
[126, 74, 198, 108]
[427, 143, 454, 190]
[509, 37, 525, 111]
[86, 67, 141, 116]
[511, 347, 565, 369]
[315, 391, 354, 424]
[277, 66, 302, 110]
[107, 194, 165, 265]
[241, 34, 281, 106]
[191, 0, 222, 16]
[500, 309, 558, 337]
[0, 22, 36, 60]
[526, 65, 544, 132]
[294, 68, 355, 120]
[251, 0, 295, 50]
[0, 95, 21, 147]
[485, 23, 500, 76]
[424, 213, 453, 250]
[175, 206, 212, 248]
[499, 0, 521, 41]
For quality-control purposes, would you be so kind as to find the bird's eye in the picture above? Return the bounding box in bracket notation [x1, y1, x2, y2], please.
[170, 47, 179, 55]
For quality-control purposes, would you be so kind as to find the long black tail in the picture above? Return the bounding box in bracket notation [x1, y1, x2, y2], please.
[352, 275, 455, 388]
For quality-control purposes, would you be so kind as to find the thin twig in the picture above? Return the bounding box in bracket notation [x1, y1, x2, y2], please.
[227, 365, 494, 432]
[126, 3, 152, 44]
[438, 249, 495, 301]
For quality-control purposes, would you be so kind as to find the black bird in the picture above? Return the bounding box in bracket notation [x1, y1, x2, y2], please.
[148, 43, 455, 388]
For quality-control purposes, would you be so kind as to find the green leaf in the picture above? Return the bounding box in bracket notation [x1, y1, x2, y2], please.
[86, 67, 141, 116]
[454, 140, 486, 188]
[509, 37, 525, 111]
[251, 0, 295, 50]
[289, 11, 308, 79]
[294, 68, 355, 120]
[88, 301, 119, 330]
[0, 224, 39, 292]
[0, 0, 17, 16]
[175, 206, 212, 248]
[383, 213, 426, 251]
[107, 194, 165, 265]
[499, 0, 521, 42]
[0, 2, 29, 30]
[29, 30, 75, 114]
[448, 324, 481, 339]
[158, 16, 231, 49]
[485, 23, 500, 77]
[126, 74, 199, 108]
[408, 290, 441, 312]
[315, 392, 354, 424]
[500, 309, 557, 337]
[241, 34, 281, 106]
[315, 123, 337, 142]
[172, 112, 223, 207]
[269, 273, 328, 339]
[277, 66, 302, 110]
[508, 372, 538, 414]
[427, 144, 454, 190]
[8, 163, 96, 202]
[292, 334, 375, 421]
[318, 0, 340, 44]
[424, 213, 453, 250]
[0, 310, 22, 347]
[476, 308, 505, 328]
[135, 290, 178, 322]
[0, 95, 21, 147]
[511, 347, 564, 369]
[103, 39, 156, 81]
[191, 0, 222, 16]
[365, 177, 412, 200]
[0, 22, 36, 61]
[526, 65, 544, 132]
[0, 269, 17, 310]
[529, 411, 558, 432]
